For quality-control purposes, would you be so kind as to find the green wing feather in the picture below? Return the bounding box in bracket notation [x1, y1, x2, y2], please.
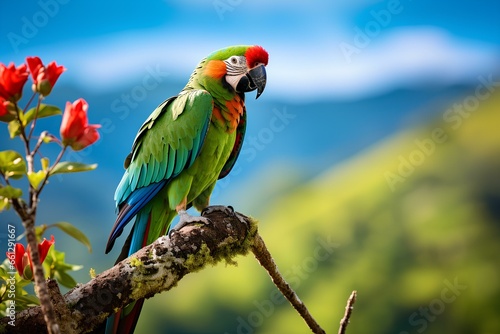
[114, 89, 213, 208]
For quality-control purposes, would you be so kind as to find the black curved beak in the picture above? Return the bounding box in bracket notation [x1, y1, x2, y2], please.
[236, 64, 267, 99]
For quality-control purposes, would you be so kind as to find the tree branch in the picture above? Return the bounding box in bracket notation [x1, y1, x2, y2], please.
[252, 234, 326, 334]
[1, 207, 255, 333]
[0, 207, 327, 334]
[338, 290, 357, 334]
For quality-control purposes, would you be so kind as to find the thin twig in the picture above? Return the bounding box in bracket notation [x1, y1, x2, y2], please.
[31, 132, 46, 157]
[22, 91, 37, 114]
[251, 233, 326, 334]
[338, 290, 357, 334]
[13, 102, 32, 164]
[37, 146, 66, 195]
[28, 95, 43, 141]
[0, 170, 9, 186]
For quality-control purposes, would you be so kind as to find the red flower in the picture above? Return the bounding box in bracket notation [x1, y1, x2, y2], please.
[60, 98, 101, 151]
[38, 236, 55, 263]
[0, 96, 8, 117]
[0, 62, 29, 102]
[26, 56, 65, 97]
[6, 235, 55, 281]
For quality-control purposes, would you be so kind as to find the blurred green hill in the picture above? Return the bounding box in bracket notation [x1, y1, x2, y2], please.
[138, 91, 500, 333]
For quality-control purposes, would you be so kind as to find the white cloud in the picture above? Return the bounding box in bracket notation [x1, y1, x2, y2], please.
[6, 26, 498, 100]
[270, 26, 499, 100]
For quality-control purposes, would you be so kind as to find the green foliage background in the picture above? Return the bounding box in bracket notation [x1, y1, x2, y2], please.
[136, 92, 500, 333]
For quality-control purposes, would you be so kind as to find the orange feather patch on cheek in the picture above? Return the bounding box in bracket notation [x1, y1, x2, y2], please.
[204, 60, 227, 79]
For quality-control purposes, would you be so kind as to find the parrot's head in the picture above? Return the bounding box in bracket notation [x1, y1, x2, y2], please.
[201, 45, 268, 99]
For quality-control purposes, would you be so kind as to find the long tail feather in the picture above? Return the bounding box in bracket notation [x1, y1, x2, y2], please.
[105, 211, 151, 334]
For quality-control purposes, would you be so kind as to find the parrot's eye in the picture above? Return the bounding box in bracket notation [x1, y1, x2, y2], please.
[229, 57, 238, 65]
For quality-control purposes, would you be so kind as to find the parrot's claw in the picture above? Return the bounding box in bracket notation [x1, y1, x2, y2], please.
[169, 210, 212, 237]
[201, 205, 235, 217]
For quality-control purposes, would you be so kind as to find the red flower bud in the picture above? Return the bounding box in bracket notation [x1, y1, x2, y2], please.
[60, 98, 101, 151]
[38, 235, 55, 263]
[0, 62, 29, 102]
[6, 235, 55, 281]
[14, 244, 29, 277]
[26, 56, 65, 97]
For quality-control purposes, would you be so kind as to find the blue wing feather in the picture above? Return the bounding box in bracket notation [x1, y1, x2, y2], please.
[106, 180, 167, 253]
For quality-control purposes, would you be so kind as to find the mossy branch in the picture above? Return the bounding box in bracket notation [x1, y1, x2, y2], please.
[0, 206, 326, 334]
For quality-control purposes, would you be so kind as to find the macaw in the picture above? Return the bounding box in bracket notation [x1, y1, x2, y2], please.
[104, 45, 268, 334]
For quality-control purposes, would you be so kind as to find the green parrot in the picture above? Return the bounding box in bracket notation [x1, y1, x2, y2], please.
[104, 45, 268, 333]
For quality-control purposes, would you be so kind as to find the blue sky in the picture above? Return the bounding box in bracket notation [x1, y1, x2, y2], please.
[1, 0, 499, 100]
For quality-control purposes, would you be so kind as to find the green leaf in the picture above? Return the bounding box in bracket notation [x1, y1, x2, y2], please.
[0, 112, 16, 123]
[50, 161, 97, 175]
[0, 259, 39, 315]
[43, 248, 82, 289]
[8, 104, 62, 138]
[41, 157, 50, 171]
[0, 185, 21, 211]
[14, 294, 40, 306]
[50, 222, 92, 253]
[24, 104, 62, 123]
[8, 120, 22, 138]
[0, 150, 26, 179]
[13, 276, 33, 289]
[22, 264, 33, 281]
[27, 170, 47, 190]
[35, 224, 48, 241]
[0, 185, 23, 199]
[0, 197, 10, 211]
[54, 270, 78, 289]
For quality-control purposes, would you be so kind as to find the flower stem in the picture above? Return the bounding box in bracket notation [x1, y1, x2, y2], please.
[28, 95, 43, 141]
[14, 102, 31, 161]
[37, 146, 66, 195]
[22, 91, 37, 113]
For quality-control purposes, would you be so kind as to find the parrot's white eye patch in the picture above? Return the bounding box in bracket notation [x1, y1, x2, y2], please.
[224, 56, 247, 77]
[226, 56, 245, 67]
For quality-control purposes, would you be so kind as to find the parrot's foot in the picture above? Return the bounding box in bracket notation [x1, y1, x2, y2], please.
[169, 210, 212, 236]
[201, 205, 248, 226]
[201, 205, 235, 217]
